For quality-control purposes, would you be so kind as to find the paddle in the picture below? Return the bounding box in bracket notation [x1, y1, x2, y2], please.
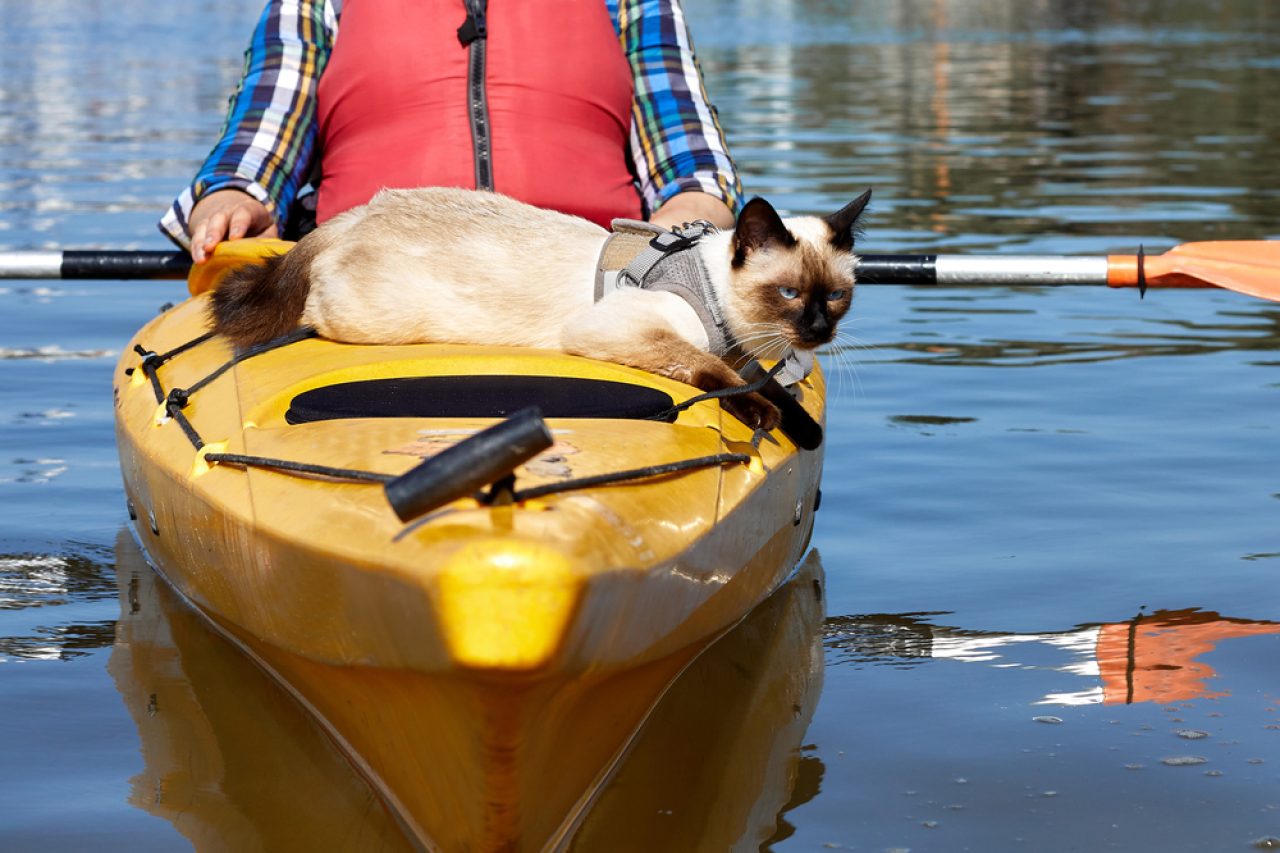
[855, 241, 1280, 302]
[1, 241, 1276, 302]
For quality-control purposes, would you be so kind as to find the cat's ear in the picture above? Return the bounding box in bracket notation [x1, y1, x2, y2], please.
[823, 189, 872, 253]
[732, 197, 798, 267]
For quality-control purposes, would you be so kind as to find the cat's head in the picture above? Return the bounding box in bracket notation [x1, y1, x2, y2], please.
[725, 190, 871, 357]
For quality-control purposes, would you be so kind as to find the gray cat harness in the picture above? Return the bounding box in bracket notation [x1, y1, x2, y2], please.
[593, 219, 814, 386]
[594, 219, 732, 354]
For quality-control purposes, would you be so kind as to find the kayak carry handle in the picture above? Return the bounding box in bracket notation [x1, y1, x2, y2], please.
[738, 361, 824, 451]
[385, 407, 554, 522]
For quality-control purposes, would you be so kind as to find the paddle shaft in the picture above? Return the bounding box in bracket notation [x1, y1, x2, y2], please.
[857, 253, 1158, 288]
[0, 249, 1203, 290]
[0, 250, 191, 280]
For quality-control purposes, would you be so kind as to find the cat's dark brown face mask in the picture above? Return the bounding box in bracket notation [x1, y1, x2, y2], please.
[728, 191, 871, 354]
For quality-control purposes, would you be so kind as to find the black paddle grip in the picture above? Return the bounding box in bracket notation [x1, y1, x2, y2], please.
[60, 251, 192, 280]
[385, 407, 554, 522]
[854, 254, 939, 285]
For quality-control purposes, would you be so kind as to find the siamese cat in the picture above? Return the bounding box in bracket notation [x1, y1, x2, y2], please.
[211, 186, 871, 430]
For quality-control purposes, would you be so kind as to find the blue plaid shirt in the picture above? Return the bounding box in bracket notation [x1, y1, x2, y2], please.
[160, 0, 742, 248]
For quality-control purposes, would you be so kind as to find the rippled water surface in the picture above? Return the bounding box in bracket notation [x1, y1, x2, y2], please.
[1, 1, 1277, 850]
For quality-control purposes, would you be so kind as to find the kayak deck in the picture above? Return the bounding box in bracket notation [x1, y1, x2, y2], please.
[116, 293, 826, 677]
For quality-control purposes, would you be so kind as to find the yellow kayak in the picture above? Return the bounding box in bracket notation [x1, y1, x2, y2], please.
[113, 239, 828, 850]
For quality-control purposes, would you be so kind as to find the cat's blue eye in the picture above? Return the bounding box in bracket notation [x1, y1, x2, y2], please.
[828, 289, 847, 301]
[778, 286, 800, 300]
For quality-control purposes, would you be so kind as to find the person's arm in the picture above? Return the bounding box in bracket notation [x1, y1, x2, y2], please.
[647, 190, 734, 230]
[160, 0, 337, 259]
[616, 0, 744, 226]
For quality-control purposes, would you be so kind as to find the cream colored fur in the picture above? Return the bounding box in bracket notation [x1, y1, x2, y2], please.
[299, 187, 816, 362]
[218, 185, 870, 429]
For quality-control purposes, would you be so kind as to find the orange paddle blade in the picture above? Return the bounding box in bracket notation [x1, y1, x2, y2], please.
[1107, 241, 1280, 302]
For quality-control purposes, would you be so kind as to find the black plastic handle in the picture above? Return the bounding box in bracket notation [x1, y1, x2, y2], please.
[384, 407, 554, 521]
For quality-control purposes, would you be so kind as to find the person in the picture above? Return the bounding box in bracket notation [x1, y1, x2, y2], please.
[160, 0, 743, 263]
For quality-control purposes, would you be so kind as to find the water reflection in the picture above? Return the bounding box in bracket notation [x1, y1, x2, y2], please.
[825, 607, 1280, 706]
[571, 551, 826, 852]
[2, 1, 1277, 253]
[0, 0, 1275, 848]
[107, 532, 411, 851]
[697, 0, 1280, 251]
[853, 299, 1280, 366]
[0, 0, 264, 248]
[110, 532, 827, 851]
[0, 548, 116, 662]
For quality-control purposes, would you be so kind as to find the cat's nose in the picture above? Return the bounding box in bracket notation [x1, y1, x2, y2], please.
[806, 312, 831, 340]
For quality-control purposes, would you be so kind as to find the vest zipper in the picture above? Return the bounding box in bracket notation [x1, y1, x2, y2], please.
[457, 0, 493, 191]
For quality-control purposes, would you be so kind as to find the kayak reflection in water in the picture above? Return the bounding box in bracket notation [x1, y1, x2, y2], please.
[110, 532, 828, 851]
[824, 608, 1280, 706]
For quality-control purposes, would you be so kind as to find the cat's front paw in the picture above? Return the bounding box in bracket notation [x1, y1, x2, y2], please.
[724, 392, 781, 432]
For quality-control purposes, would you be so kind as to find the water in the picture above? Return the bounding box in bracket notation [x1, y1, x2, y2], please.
[2, 1, 1278, 850]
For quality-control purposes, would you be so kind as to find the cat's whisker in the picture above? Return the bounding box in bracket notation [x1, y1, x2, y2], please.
[741, 336, 790, 364]
[734, 330, 791, 361]
[732, 327, 786, 346]
[737, 332, 786, 351]
[837, 330, 877, 397]
[820, 329, 866, 397]
[733, 328, 782, 343]
[824, 321, 876, 357]
[725, 330, 786, 371]
[817, 341, 845, 397]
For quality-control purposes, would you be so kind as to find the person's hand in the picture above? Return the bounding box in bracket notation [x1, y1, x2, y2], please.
[188, 189, 279, 263]
[648, 191, 735, 231]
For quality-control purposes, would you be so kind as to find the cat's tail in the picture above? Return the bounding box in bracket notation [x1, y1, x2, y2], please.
[208, 239, 317, 350]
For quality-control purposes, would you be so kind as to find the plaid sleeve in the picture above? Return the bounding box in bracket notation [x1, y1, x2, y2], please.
[614, 0, 744, 216]
[158, 0, 336, 249]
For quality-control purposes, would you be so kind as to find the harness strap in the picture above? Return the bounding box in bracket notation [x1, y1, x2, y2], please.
[594, 220, 660, 300]
[595, 219, 731, 354]
[592, 219, 817, 386]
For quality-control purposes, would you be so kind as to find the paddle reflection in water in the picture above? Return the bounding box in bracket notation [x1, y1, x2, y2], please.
[110, 532, 826, 851]
[825, 608, 1280, 707]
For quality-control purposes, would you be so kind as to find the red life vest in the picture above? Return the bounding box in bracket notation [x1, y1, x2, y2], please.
[315, 0, 643, 227]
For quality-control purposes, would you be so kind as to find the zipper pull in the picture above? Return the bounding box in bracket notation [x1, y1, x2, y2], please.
[457, 0, 487, 45]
